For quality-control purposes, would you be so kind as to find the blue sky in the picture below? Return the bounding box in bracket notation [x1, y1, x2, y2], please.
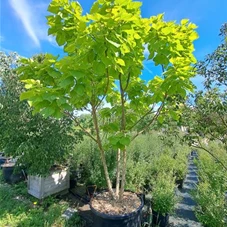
[0, 0, 227, 90]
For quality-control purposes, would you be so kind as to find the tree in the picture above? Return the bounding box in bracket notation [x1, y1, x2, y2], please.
[0, 51, 81, 175]
[18, 0, 198, 201]
[182, 23, 227, 169]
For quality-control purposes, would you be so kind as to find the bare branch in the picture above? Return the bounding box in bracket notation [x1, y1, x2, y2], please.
[129, 106, 156, 131]
[95, 70, 110, 110]
[64, 111, 98, 144]
[132, 99, 166, 141]
[192, 141, 227, 171]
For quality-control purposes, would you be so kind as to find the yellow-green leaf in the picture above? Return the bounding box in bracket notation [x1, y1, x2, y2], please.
[116, 58, 125, 66]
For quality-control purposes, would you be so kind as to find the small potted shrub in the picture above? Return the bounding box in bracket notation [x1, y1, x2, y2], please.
[152, 172, 177, 227]
[174, 161, 187, 188]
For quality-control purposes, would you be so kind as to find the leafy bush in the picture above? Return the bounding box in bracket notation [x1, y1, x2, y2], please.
[192, 145, 227, 227]
[173, 147, 189, 180]
[126, 133, 163, 192]
[72, 136, 116, 188]
[0, 52, 83, 176]
[192, 181, 226, 227]
[126, 159, 148, 192]
[72, 132, 191, 192]
[151, 172, 177, 215]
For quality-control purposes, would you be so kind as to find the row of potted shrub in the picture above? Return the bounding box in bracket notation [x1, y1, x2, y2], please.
[71, 133, 190, 226]
[192, 143, 227, 227]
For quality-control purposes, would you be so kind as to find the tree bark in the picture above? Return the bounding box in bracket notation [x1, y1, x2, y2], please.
[115, 148, 121, 199]
[119, 74, 127, 201]
[119, 148, 127, 200]
[91, 105, 115, 199]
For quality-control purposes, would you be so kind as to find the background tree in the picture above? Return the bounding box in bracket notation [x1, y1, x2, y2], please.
[181, 23, 227, 169]
[18, 0, 198, 201]
[0, 51, 82, 175]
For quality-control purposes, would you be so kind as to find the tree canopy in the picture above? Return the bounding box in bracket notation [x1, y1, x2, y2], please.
[17, 0, 198, 199]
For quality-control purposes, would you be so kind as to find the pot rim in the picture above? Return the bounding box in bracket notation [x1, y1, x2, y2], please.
[152, 209, 170, 217]
[1, 163, 15, 168]
[90, 192, 144, 220]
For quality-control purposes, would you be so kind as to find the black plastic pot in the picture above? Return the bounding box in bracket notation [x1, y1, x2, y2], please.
[90, 194, 144, 227]
[2, 164, 24, 184]
[87, 185, 97, 199]
[175, 179, 184, 189]
[0, 157, 7, 167]
[152, 210, 169, 227]
[70, 179, 77, 189]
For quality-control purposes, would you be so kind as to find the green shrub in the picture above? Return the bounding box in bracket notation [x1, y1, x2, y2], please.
[72, 132, 191, 192]
[196, 149, 227, 193]
[151, 172, 177, 215]
[72, 136, 116, 188]
[192, 181, 227, 227]
[192, 145, 227, 227]
[126, 159, 148, 192]
[126, 133, 163, 192]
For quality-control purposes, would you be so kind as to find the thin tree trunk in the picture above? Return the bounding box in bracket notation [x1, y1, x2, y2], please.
[119, 74, 127, 201]
[91, 105, 115, 199]
[119, 148, 127, 200]
[115, 148, 121, 199]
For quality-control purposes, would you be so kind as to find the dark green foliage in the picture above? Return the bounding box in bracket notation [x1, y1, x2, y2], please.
[126, 133, 190, 192]
[0, 52, 82, 175]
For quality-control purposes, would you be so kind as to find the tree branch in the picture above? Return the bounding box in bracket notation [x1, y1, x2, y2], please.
[123, 72, 131, 91]
[129, 105, 156, 131]
[217, 112, 227, 128]
[192, 138, 227, 171]
[207, 130, 225, 144]
[64, 111, 98, 144]
[119, 73, 127, 200]
[132, 96, 167, 141]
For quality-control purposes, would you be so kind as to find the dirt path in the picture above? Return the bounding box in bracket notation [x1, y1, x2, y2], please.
[169, 152, 202, 227]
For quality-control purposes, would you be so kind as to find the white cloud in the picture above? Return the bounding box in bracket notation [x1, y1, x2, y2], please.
[9, 0, 40, 47]
[9, 0, 58, 49]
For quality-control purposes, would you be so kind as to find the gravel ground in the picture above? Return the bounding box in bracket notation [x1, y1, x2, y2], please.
[169, 153, 203, 227]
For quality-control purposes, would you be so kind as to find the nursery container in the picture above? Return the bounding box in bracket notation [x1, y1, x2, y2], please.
[86, 185, 97, 199]
[0, 157, 7, 167]
[69, 170, 77, 189]
[1, 163, 24, 184]
[176, 179, 184, 189]
[90, 193, 144, 227]
[28, 167, 69, 199]
[152, 210, 169, 227]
